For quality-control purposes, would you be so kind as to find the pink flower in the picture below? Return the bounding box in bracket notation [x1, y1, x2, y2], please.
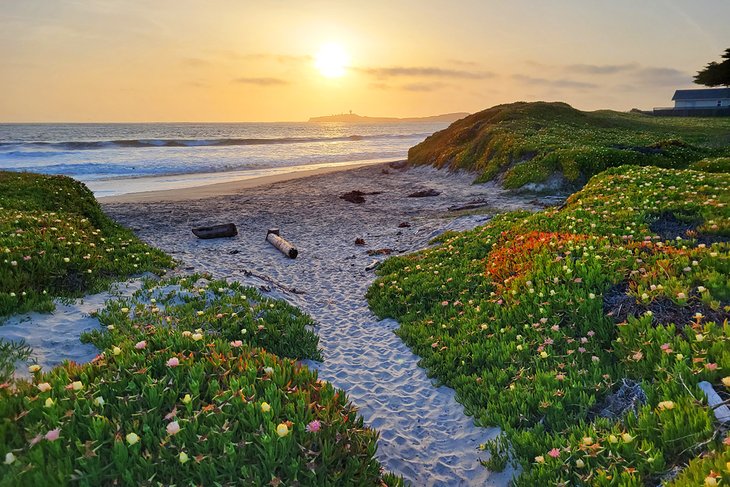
[230, 340, 243, 348]
[135, 340, 146, 350]
[166, 357, 180, 367]
[706, 363, 718, 371]
[587, 331, 595, 337]
[164, 407, 178, 420]
[306, 420, 321, 433]
[660, 343, 671, 351]
[578, 347, 586, 353]
[547, 448, 560, 458]
[45, 428, 61, 442]
[166, 421, 180, 435]
[29, 434, 42, 447]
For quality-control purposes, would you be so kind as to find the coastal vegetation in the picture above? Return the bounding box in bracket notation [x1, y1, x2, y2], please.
[408, 101, 730, 189]
[368, 165, 729, 485]
[0, 172, 172, 317]
[1, 276, 401, 486]
[0, 176, 401, 485]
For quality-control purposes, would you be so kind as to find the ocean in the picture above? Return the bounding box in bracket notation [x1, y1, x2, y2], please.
[0, 122, 448, 197]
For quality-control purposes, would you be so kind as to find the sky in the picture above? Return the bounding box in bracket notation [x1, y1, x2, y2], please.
[0, 0, 728, 122]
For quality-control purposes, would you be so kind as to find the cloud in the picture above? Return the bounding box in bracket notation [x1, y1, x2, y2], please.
[181, 57, 210, 67]
[566, 63, 638, 75]
[633, 67, 690, 86]
[512, 74, 598, 90]
[222, 52, 311, 64]
[357, 66, 494, 80]
[447, 58, 480, 67]
[368, 81, 449, 92]
[233, 77, 289, 86]
[401, 82, 449, 92]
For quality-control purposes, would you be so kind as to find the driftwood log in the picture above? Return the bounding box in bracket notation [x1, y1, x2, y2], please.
[192, 223, 237, 239]
[699, 381, 730, 423]
[266, 228, 298, 259]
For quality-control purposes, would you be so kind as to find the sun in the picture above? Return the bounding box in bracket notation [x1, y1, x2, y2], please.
[314, 43, 348, 78]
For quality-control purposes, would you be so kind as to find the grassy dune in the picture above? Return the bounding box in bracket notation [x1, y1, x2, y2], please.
[368, 166, 729, 485]
[408, 102, 730, 189]
[0, 171, 173, 317]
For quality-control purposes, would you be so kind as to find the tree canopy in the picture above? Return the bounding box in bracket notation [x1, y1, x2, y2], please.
[694, 48, 730, 87]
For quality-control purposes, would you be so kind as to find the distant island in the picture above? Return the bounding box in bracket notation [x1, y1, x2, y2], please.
[308, 112, 469, 123]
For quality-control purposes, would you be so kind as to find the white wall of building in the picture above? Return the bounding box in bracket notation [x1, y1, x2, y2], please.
[675, 98, 730, 108]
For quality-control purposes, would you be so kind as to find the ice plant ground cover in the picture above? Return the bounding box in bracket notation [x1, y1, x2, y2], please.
[0, 276, 403, 486]
[0, 171, 172, 317]
[408, 101, 730, 189]
[368, 165, 729, 485]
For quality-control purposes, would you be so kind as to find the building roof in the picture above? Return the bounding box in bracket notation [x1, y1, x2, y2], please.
[672, 88, 730, 100]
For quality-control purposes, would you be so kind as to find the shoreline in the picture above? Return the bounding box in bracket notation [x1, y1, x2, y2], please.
[96, 158, 402, 203]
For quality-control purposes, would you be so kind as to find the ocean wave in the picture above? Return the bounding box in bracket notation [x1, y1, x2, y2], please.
[0, 132, 431, 152]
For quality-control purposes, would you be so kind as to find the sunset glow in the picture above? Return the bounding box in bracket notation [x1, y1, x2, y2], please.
[0, 1, 728, 122]
[314, 43, 348, 78]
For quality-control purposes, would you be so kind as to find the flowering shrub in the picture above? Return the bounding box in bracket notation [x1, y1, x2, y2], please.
[0, 333, 400, 485]
[368, 166, 729, 485]
[0, 172, 172, 317]
[408, 101, 730, 189]
[0, 278, 401, 486]
[83, 275, 322, 361]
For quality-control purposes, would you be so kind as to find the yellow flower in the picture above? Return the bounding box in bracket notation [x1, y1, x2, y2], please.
[657, 401, 675, 411]
[28, 364, 41, 373]
[44, 397, 54, 408]
[196, 311, 204, 316]
[121, 307, 129, 313]
[192, 333, 203, 341]
[261, 402, 271, 413]
[696, 333, 705, 342]
[575, 459, 585, 468]
[705, 476, 717, 486]
[540, 351, 548, 359]
[37, 382, 51, 392]
[71, 381, 83, 391]
[622, 433, 634, 443]
[535, 455, 545, 464]
[276, 423, 289, 437]
[125, 432, 140, 445]
[94, 396, 105, 407]
[179, 451, 189, 464]
[608, 434, 618, 444]
[722, 377, 730, 388]
[582, 437, 593, 446]
[182, 394, 192, 404]
[112, 346, 121, 356]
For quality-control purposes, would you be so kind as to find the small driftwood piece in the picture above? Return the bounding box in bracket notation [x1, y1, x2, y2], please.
[699, 381, 730, 423]
[192, 223, 237, 239]
[266, 228, 298, 259]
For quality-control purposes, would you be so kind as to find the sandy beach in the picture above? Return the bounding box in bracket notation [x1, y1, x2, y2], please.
[102, 162, 565, 486]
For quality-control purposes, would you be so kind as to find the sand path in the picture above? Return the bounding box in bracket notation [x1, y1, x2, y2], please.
[103, 164, 563, 486]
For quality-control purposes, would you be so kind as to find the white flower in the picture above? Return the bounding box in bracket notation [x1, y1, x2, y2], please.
[4, 452, 15, 465]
